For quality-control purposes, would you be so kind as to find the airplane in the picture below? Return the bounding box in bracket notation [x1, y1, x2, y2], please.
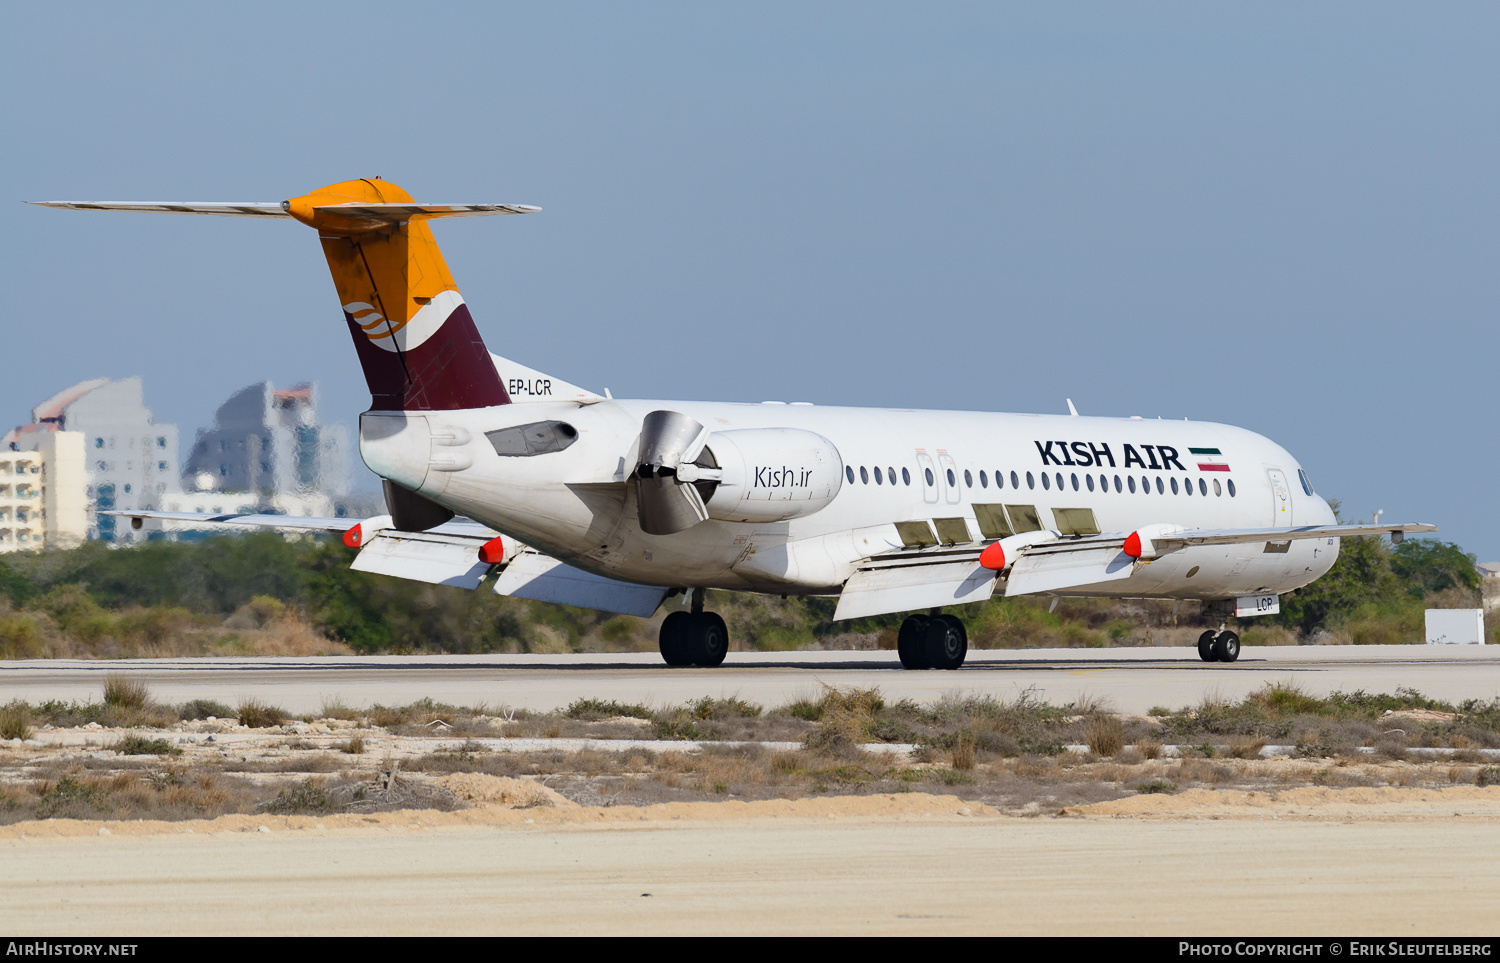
[30, 178, 1436, 669]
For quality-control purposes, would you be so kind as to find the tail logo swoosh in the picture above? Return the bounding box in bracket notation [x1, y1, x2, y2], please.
[341, 290, 462, 353]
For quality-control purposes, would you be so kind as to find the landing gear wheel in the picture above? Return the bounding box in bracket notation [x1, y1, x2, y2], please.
[659, 611, 729, 667]
[691, 612, 729, 667]
[898, 615, 931, 669]
[659, 611, 693, 666]
[1197, 630, 1217, 663]
[924, 616, 968, 670]
[1213, 630, 1240, 663]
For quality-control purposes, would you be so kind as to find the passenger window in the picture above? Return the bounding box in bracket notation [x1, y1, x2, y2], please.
[945, 468, 955, 488]
[1155, 477, 1164, 494]
[1025, 472, 1033, 490]
[1085, 474, 1094, 492]
[1011, 471, 1020, 489]
[846, 466, 854, 484]
[902, 467, 911, 486]
[1041, 472, 1050, 491]
[979, 470, 988, 489]
[1213, 479, 1222, 496]
[1128, 476, 1136, 493]
[1112, 475, 1121, 492]
[1199, 478, 1207, 496]
[1227, 479, 1236, 497]
[1055, 472, 1063, 491]
[964, 469, 972, 488]
[888, 466, 896, 485]
[925, 468, 935, 487]
[874, 467, 883, 485]
[1071, 473, 1079, 491]
[860, 466, 868, 484]
[1171, 477, 1179, 495]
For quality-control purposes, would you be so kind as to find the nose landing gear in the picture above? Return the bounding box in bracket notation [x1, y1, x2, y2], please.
[659, 588, 729, 667]
[1197, 626, 1241, 663]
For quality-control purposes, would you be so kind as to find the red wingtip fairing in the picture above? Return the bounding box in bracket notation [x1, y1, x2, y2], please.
[478, 536, 508, 565]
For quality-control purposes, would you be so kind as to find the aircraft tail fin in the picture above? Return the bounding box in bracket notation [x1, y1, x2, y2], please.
[30, 179, 541, 412]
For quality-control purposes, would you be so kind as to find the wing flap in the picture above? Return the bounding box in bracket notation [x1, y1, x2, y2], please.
[493, 551, 669, 617]
[350, 530, 494, 589]
[1003, 546, 1135, 596]
[834, 559, 997, 621]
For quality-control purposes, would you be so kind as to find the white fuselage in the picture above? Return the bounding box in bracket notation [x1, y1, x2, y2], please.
[358, 399, 1339, 603]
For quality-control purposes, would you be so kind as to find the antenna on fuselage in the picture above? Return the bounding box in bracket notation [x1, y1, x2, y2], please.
[1066, 399, 1078, 417]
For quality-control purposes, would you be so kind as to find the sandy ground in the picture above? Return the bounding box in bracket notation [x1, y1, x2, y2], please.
[4, 778, 1500, 935]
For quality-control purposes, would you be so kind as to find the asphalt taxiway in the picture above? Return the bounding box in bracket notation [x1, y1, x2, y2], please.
[3, 645, 1496, 715]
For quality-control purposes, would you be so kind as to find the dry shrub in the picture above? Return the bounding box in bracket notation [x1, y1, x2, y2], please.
[1134, 739, 1163, 760]
[1, 701, 32, 740]
[1228, 735, 1267, 759]
[103, 674, 151, 710]
[1084, 714, 1125, 757]
[950, 732, 976, 771]
[343, 736, 366, 755]
[237, 698, 287, 728]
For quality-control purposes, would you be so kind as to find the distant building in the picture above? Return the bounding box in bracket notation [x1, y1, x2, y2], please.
[179, 381, 350, 512]
[4, 378, 179, 544]
[0, 433, 87, 553]
[1480, 562, 1500, 616]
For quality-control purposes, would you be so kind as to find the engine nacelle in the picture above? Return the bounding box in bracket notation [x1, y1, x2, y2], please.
[699, 428, 844, 523]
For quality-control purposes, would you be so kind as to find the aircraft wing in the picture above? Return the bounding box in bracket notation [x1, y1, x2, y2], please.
[832, 521, 1438, 619]
[1148, 522, 1437, 552]
[101, 510, 668, 615]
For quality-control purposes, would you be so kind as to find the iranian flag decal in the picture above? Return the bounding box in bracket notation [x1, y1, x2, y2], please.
[1190, 447, 1231, 472]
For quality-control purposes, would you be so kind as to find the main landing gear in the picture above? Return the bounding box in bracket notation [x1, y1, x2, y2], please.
[1197, 625, 1241, 663]
[897, 611, 968, 670]
[659, 588, 728, 667]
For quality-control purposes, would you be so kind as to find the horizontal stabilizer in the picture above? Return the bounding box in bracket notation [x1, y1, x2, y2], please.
[28, 200, 539, 229]
[494, 551, 669, 617]
[28, 201, 291, 217]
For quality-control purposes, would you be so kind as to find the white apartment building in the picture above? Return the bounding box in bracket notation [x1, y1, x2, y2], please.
[4, 378, 179, 544]
[0, 432, 87, 553]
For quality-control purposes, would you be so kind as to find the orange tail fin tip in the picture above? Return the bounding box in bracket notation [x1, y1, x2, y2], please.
[287, 179, 510, 412]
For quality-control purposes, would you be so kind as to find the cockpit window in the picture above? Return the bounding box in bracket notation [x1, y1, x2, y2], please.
[1297, 468, 1315, 496]
[486, 421, 578, 456]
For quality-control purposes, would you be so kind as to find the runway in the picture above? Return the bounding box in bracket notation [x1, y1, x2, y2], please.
[3, 645, 1497, 715]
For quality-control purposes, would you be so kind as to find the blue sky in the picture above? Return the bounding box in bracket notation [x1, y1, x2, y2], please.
[4, 3, 1496, 557]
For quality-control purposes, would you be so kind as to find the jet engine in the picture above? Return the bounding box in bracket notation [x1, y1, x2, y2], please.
[630, 411, 843, 534]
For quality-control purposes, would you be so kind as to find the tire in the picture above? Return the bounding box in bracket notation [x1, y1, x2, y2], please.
[659, 611, 692, 666]
[937, 614, 968, 670]
[694, 612, 729, 667]
[898, 615, 930, 669]
[1197, 630, 1217, 662]
[1215, 630, 1240, 663]
[924, 617, 967, 670]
